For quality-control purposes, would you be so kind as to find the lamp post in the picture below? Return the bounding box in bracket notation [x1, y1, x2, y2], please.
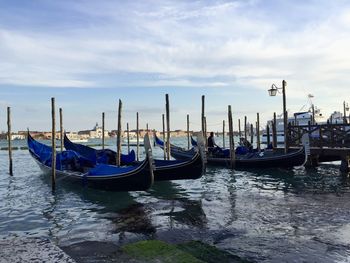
[268, 80, 288, 153]
[343, 101, 349, 124]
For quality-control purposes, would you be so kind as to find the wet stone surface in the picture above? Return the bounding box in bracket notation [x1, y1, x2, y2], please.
[0, 236, 75, 263]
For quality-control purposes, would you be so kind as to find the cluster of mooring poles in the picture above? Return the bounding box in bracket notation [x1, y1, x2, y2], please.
[4, 80, 350, 191]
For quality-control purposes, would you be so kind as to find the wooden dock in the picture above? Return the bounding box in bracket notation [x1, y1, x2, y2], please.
[278, 123, 350, 172]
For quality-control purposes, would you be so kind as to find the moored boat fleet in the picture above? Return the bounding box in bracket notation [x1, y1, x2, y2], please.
[28, 127, 310, 192]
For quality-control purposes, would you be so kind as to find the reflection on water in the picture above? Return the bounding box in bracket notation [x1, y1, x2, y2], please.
[1, 143, 350, 262]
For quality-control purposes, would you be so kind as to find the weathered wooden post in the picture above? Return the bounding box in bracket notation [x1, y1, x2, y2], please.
[201, 95, 207, 149]
[165, 94, 170, 160]
[340, 156, 350, 173]
[146, 123, 149, 132]
[319, 122, 323, 149]
[228, 105, 235, 168]
[7, 107, 13, 176]
[266, 124, 270, 146]
[51, 98, 56, 191]
[256, 113, 260, 150]
[244, 116, 247, 141]
[201, 95, 205, 137]
[59, 108, 63, 152]
[116, 99, 122, 166]
[250, 124, 254, 145]
[312, 104, 315, 124]
[136, 112, 139, 161]
[343, 101, 348, 124]
[307, 120, 312, 146]
[162, 114, 166, 160]
[222, 120, 225, 148]
[238, 118, 242, 139]
[126, 122, 130, 154]
[287, 122, 292, 148]
[273, 112, 277, 148]
[187, 114, 190, 149]
[204, 116, 207, 143]
[102, 112, 105, 150]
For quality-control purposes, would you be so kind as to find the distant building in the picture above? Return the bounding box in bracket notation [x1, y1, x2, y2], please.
[78, 123, 109, 139]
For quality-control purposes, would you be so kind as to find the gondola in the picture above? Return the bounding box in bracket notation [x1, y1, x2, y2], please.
[64, 134, 206, 181]
[28, 132, 154, 191]
[155, 134, 307, 169]
[153, 134, 196, 160]
[64, 134, 135, 166]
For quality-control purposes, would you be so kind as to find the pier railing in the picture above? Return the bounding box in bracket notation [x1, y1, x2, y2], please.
[288, 123, 350, 148]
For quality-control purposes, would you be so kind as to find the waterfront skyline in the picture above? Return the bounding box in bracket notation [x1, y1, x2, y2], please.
[1, 0, 349, 132]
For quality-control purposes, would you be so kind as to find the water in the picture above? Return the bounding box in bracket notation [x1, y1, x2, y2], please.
[1, 138, 350, 262]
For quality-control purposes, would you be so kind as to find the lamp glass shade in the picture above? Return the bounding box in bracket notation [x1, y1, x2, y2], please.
[268, 88, 277, 96]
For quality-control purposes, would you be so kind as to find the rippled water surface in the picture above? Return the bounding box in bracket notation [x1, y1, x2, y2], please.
[1, 138, 350, 262]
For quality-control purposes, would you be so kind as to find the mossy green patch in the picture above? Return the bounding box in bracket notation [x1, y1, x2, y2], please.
[176, 241, 252, 263]
[122, 240, 203, 263]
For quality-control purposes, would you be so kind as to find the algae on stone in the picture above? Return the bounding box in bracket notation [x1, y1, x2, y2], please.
[122, 240, 203, 263]
[176, 241, 252, 263]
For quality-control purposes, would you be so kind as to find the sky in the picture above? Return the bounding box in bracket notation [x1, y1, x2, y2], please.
[0, 0, 350, 132]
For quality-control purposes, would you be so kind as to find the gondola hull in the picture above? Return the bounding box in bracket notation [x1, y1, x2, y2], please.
[155, 134, 306, 169]
[65, 133, 205, 181]
[32, 155, 153, 191]
[154, 151, 204, 181]
[28, 133, 154, 191]
[206, 148, 306, 168]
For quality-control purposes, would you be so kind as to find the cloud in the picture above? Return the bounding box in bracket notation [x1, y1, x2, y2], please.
[0, 0, 350, 123]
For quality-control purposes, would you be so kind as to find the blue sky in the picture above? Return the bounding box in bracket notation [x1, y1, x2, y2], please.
[1, 0, 349, 132]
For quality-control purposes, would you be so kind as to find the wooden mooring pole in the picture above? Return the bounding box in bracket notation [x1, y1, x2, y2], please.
[7, 107, 13, 176]
[162, 114, 166, 160]
[51, 98, 56, 191]
[59, 108, 63, 152]
[256, 113, 260, 151]
[102, 112, 105, 150]
[343, 101, 348, 124]
[136, 112, 139, 161]
[187, 114, 190, 150]
[201, 95, 206, 149]
[244, 116, 247, 141]
[204, 116, 207, 142]
[126, 122, 130, 154]
[250, 124, 254, 145]
[116, 99, 122, 166]
[266, 124, 270, 146]
[166, 94, 171, 160]
[222, 120, 225, 148]
[340, 156, 350, 174]
[238, 118, 241, 139]
[228, 105, 235, 168]
[273, 112, 277, 148]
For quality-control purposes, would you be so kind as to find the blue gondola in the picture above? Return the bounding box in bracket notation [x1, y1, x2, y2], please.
[155, 134, 306, 169]
[64, 134, 135, 165]
[64, 134, 206, 181]
[28, 132, 154, 191]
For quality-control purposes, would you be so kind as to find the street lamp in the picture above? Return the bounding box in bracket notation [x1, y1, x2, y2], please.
[268, 84, 278, 96]
[268, 80, 288, 153]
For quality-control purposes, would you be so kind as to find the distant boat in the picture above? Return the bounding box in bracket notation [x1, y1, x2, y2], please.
[261, 111, 326, 145]
[28, 132, 154, 191]
[70, 138, 89, 143]
[122, 137, 144, 146]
